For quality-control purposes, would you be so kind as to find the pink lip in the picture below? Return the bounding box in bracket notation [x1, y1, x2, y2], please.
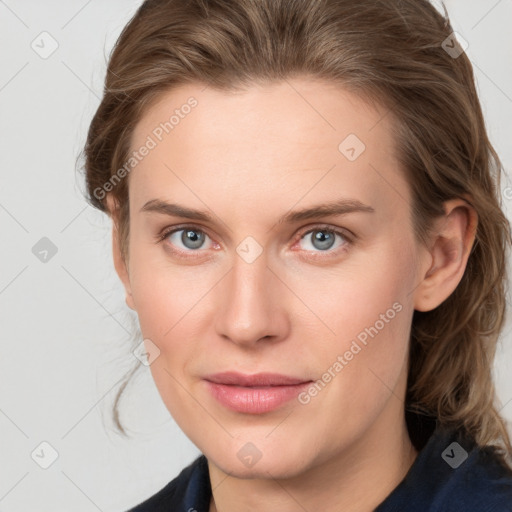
[204, 372, 312, 414]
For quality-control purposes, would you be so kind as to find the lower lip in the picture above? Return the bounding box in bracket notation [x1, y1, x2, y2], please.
[205, 381, 311, 414]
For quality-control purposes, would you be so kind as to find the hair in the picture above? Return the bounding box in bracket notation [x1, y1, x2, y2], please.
[82, 0, 512, 469]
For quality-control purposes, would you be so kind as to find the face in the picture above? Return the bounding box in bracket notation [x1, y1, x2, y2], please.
[116, 78, 430, 479]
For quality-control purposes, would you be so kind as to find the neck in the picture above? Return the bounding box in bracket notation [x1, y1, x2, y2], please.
[208, 416, 418, 512]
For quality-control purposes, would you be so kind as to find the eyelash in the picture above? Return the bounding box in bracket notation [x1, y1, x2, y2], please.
[156, 224, 354, 260]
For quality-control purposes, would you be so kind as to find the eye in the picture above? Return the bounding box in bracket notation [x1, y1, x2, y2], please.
[160, 226, 214, 252]
[157, 224, 352, 259]
[297, 226, 350, 253]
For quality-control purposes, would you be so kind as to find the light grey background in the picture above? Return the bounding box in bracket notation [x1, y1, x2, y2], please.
[1, 1, 511, 511]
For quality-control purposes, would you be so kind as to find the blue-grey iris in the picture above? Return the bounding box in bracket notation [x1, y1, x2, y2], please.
[312, 230, 335, 251]
[182, 229, 205, 249]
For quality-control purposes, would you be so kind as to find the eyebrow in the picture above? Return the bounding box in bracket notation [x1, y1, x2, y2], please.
[140, 198, 375, 224]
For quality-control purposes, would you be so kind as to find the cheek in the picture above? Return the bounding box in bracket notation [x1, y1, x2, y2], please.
[287, 243, 413, 343]
[127, 248, 222, 406]
[127, 238, 213, 339]
[333, 246, 414, 373]
[294, 242, 415, 405]
[127, 256, 213, 428]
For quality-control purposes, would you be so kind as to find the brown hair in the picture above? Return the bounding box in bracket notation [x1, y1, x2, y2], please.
[82, 0, 512, 468]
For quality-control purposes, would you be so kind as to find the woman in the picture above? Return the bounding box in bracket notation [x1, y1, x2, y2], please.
[83, 0, 512, 510]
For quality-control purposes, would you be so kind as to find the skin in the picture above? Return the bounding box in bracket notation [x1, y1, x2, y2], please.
[109, 78, 477, 512]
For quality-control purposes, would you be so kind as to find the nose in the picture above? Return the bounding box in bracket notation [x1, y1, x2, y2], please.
[214, 251, 290, 348]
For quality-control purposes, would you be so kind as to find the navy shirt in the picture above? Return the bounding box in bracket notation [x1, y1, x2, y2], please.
[127, 423, 512, 511]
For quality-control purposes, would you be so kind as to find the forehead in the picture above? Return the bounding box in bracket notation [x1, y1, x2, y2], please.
[128, 78, 409, 221]
[133, 78, 394, 155]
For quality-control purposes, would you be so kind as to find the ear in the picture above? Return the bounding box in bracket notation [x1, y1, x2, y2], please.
[106, 195, 136, 311]
[414, 198, 478, 312]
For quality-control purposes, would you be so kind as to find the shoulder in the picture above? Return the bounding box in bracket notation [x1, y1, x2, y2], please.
[443, 442, 512, 511]
[126, 455, 211, 512]
[377, 424, 512, 511]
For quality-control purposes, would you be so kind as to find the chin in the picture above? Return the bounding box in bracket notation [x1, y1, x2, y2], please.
[211, 455, 309, 480]
[202, 435, 320, 480]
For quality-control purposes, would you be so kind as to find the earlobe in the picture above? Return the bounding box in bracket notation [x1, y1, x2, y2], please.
[414, 198, 478, 312]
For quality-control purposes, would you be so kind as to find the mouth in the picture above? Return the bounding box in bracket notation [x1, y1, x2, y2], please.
[203, 372, 312, 414]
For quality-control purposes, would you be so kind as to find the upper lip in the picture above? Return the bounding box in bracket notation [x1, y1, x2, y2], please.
[204, 372, 311, 387]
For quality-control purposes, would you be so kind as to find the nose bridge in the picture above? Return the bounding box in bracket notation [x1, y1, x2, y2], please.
[233, 251, 269, 303]
[215, 248, 284, 345]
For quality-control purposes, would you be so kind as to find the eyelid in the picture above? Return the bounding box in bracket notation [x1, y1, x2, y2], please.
[294, 223, 355, 244]
[156, 223, 212, 243]
[156, 225, 219, 261]
[290, 223, 354, 258]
